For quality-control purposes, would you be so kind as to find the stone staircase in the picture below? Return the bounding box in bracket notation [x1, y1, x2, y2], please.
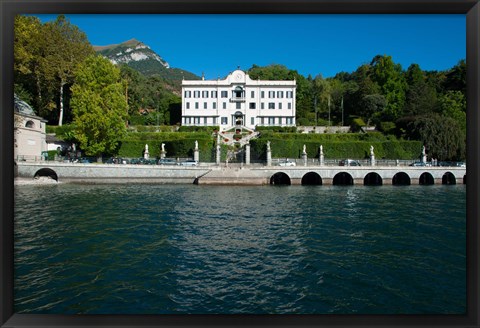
[218, 126, 260, 147]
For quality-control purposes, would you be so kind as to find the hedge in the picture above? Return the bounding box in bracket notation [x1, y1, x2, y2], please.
[249, 138, 423, 160]
[117, 138, 215, 162]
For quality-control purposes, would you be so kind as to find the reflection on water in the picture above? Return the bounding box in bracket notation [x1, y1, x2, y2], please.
[14, 184, 466, 314]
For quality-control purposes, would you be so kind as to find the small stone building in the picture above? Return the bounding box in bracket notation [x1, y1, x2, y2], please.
[14, 95, 48, 161]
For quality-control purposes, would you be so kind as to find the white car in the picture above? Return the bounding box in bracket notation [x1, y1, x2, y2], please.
[278, 160, 296, 167]
[179, 160, 198, 166]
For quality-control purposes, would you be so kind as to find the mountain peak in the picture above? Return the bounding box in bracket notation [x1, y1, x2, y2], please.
[94, 39, 170, 69]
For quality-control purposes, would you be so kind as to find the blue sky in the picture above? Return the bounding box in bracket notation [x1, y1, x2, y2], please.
[37, 14, 465, 79]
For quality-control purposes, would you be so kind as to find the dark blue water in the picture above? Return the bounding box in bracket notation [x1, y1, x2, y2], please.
[14, 184, 466, 314]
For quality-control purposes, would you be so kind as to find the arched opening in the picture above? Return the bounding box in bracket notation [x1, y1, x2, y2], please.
[419, 172, 434, 185]
[364, 172, 382, 186]
[333, 172, 354, 185]
[270, 172, 291, 185]
[25, 120, 35, 128]
[34, 168, 58, 181]
[442, 172, 456, 185]
[234, 111, 243, 126]
[233, 86, 244, 98]
[392, 172, 411, 186]
[302, 172, 322, 185]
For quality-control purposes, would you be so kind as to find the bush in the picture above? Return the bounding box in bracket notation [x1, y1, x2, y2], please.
[177, 126, 219, 133]
[255, 126, 297, 133]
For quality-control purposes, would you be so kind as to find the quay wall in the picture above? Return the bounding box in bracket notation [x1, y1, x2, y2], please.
[15, 162, 467, 185]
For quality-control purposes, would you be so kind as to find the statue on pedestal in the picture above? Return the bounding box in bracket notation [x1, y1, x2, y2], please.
[303, 144, 306, 154]
[161, 143, 165, 153]
[267, 141, 271, 152]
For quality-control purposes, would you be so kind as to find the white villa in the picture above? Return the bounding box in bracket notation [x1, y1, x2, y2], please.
[181, 69, 296, 131]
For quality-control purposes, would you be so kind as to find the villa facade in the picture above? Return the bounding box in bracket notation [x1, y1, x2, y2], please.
[181, 69, 296, 131]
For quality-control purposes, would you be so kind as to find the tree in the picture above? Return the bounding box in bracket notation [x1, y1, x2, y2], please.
[370, 55, 407, 121]
[71, 55, 128, 161]
[403, 64, 438, 116]
[399, 114, 465, 161]
[437, 90, 466, 135]
[360, 94, 386, 126]
[42, 15, 94, 126]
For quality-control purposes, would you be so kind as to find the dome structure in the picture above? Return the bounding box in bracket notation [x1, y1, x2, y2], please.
[14, 94, 35, 116]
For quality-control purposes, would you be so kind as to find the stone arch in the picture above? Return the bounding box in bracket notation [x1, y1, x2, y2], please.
[270, 172, 291, 185]
[364, 172, 382, 186]
[419, 172, 435, 185]
[392, 172, 411, 185]
[25, 120, 35, 128]
[34, 168, 58, 181]
[333, 172, 353, 185]
[442, 172, 456, 185]
[302, 172, 322, 185]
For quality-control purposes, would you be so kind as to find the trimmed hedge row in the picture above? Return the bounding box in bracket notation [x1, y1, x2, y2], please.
[249, 138, 423, 160]
[257, 131, 390, 142]
[117, 138, 215, 162]
[123, 132, 212, 141]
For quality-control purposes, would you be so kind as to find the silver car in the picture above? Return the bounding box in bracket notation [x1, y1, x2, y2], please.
[179, 160, 198, 166]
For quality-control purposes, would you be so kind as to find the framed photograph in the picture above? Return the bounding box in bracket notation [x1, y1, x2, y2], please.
[1, 0, 479, 327]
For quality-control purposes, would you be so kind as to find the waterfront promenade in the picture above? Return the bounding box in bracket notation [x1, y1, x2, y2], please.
[15, 161, 466, 186]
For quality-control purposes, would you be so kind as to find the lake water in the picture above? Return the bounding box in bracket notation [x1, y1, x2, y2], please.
[14, 183, 466, 314]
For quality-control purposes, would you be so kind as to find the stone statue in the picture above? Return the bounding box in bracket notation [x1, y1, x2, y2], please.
[161, 143, 165, 152]
[267, 141, 271, 151]
[303, 144, 306, 154]
[370, 145, 374, 156]
[145, 144, 149, 152]
[422, 145, 426, 155]
[320, 145, 323, 155]
[195, 140, 198, 150]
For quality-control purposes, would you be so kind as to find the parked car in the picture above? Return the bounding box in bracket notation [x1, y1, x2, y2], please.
[278, 159, 296, 167]
[179, 160, 198, 166]
[158, 158, 177, 165]
[456, 162, 466, 167]
[410, 162, 432, 166]
[339, 159, 361, 166]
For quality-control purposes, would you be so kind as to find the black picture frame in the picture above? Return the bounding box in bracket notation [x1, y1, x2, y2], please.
[1, 0, 479, 327]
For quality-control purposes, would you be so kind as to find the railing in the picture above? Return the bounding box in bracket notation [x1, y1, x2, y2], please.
[229, 97, 246, 103]
[16, 155, 466, 168]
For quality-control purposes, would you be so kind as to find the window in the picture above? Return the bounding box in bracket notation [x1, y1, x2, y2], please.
[268, 103, 275, 109]
[184, 90, 191, 98]
[213, 102, 217, 109]
[261, 91, 265, 98]
[25, 121, 35, 128]
[194, 91, 200, 98]
[286, 91, 293, 98]
[221, 91, 228, 98]
[278, 103, 282, 110]
[251, 117, 255, 125]
[260, 117, 264, 125]
[211, 91, 217, 98]
[268, 91, 275, 98]
[186, 102, 190, 109]
[221, 117, 228, 125]
[185, 117, 191, 124]
[278, 117, 282, 124]
[251, 91, 255, 98]
[288, 103, 292, 110]
[194, 117, 200, 124]
[213, 117, 217, 124]
[236, 102, 241, 110]
[195, 102, 199, 109]
[277, 91, 284, 98]
[202, 91, 209, 98]
[249, 103, 256, 109]
[286, 117, 293, 125]
[223, 102, 227, 109]
[204, 117, 207, 124]
[204, 102, 207, 109]
[261, 103, 265, 110]
[269, 117, 275, 125]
